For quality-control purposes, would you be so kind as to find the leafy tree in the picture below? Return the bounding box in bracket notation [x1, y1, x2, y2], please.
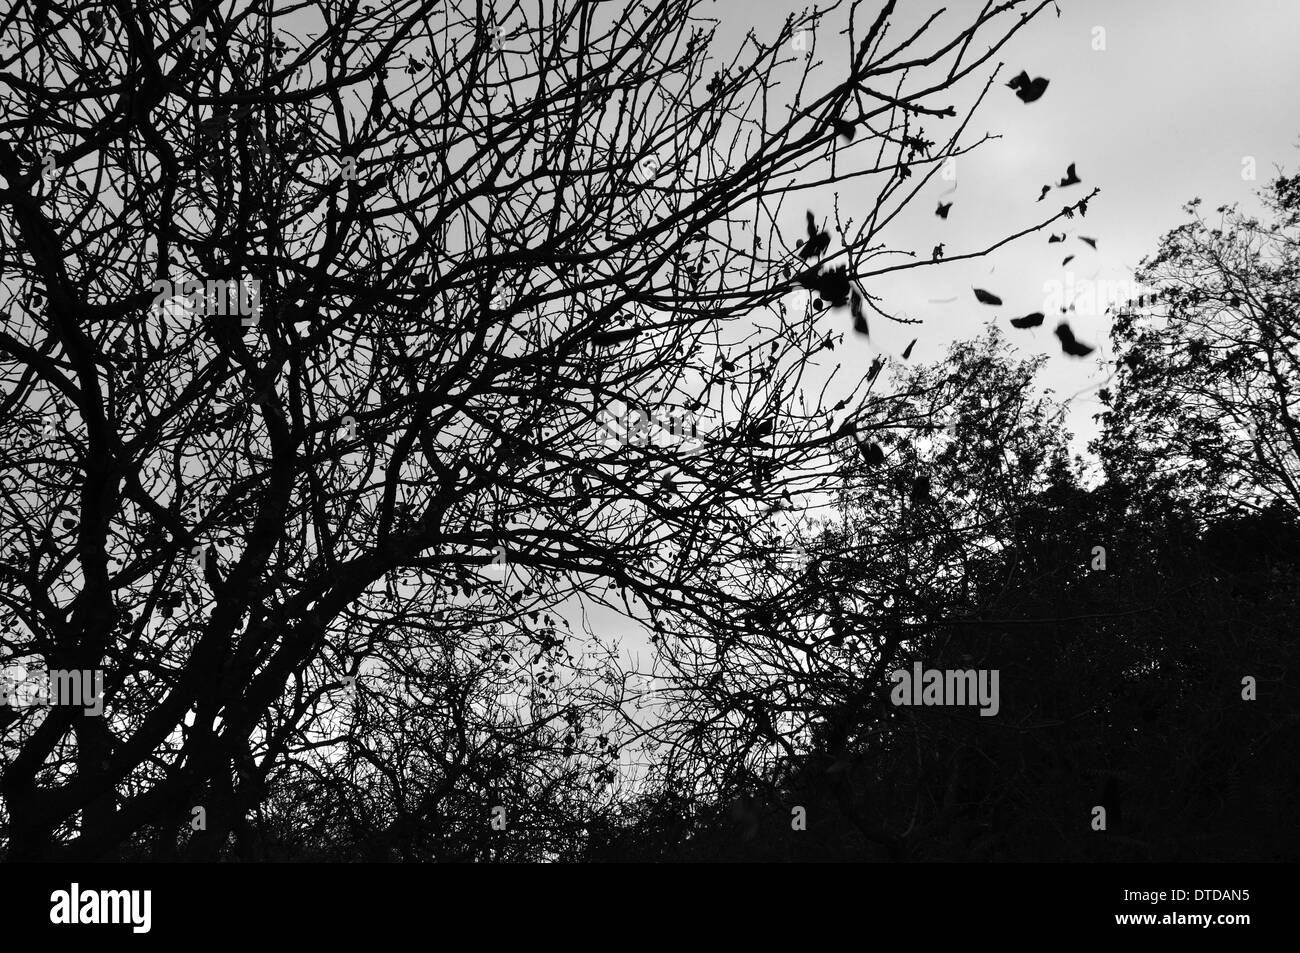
[594, 333, 1300, 862]
[1098, 167, 1300, 516]
[627, 328, 1080, 857]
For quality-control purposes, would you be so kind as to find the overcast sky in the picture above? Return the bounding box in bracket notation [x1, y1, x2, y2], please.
[706, 0, 1300, 450]
[590, 0, 1300, 681]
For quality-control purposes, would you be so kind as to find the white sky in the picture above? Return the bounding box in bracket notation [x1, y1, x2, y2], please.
[709, 0, 1300, 450]
[595, 0, 1300, 688]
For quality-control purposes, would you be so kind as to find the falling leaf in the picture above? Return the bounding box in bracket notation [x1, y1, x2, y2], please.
[849, 288, 869, 337]
[1007, 70, 1049, 103]
[856, 437, 885, 465]
[592, 327, 639, 347]
[1054, 321, 1095, 357]
[831, 117, 856, 141]
[797, 264, 852, 308]
[797, 211, 830, 261]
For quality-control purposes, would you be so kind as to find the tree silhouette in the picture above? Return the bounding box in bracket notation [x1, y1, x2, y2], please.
[624, 329, 1077, 856]
[588, 333, 1300, 862]
[1099, 167, 1300, 517]
[0, 0, 1071, 859]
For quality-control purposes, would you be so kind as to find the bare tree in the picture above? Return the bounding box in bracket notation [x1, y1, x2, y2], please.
[0, 0, 1079, 859]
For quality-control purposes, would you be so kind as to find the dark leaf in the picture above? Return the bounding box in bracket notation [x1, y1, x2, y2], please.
[1055, 321, 1096, 357]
